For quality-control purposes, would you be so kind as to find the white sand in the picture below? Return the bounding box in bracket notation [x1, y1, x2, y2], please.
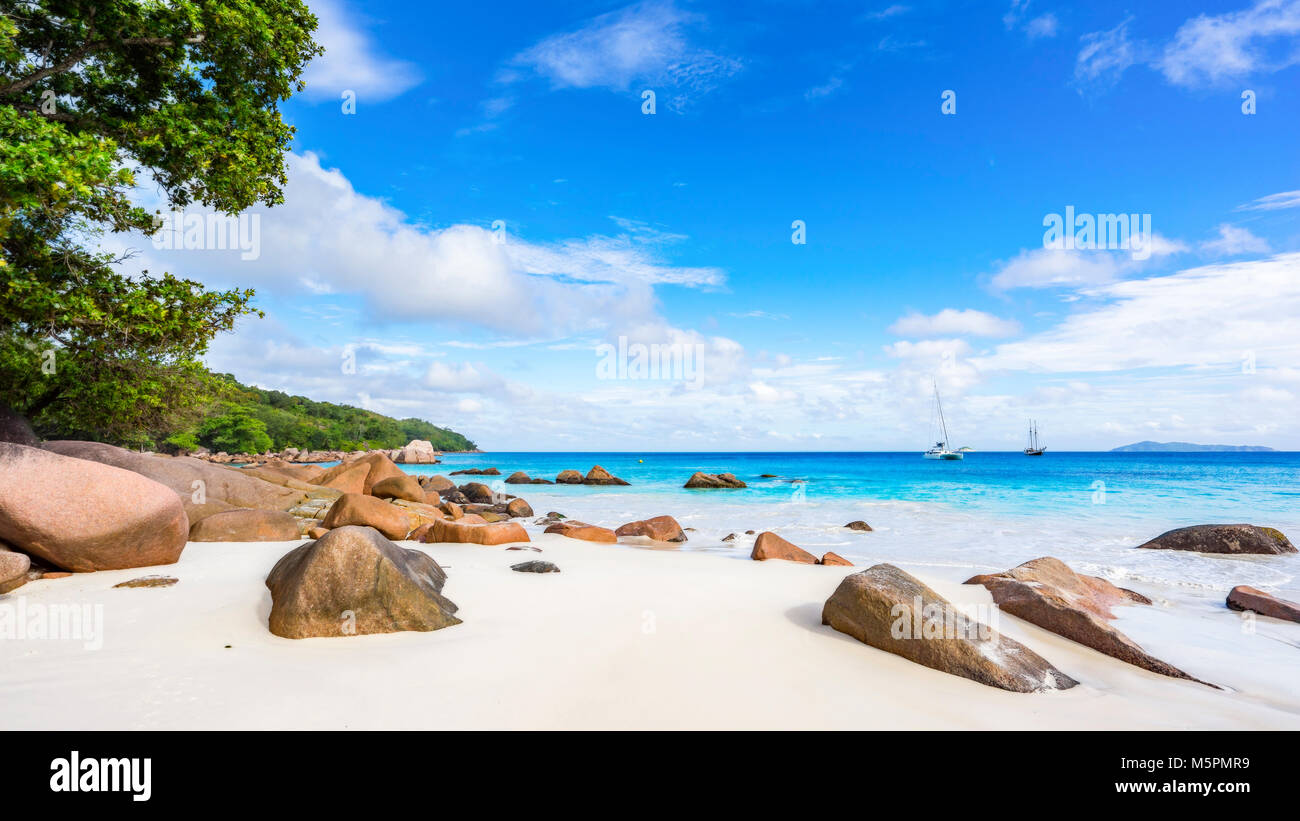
[2, 534, 1298, 730]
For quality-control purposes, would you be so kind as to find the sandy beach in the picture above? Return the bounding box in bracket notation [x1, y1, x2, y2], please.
[4, 532, 1298, 731]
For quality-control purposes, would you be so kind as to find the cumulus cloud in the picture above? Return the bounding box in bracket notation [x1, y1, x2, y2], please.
[990, 234, 1187, 290]
[301, 0, 421, 101]
[1201, 224, 1271, 256]
[115, 152, 723, 338]
[976, 253, 1300, 373]
[889, 309, 1021, 338]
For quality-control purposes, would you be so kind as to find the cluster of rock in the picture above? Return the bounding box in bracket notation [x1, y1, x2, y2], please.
[554, 466, 630, 485]
[814, 524, 1300, 692]
[0, 405, 543, 597]
[823, 563, 1080, 693]
[196, 439, 443, 466]
[749, 532, 851, 567]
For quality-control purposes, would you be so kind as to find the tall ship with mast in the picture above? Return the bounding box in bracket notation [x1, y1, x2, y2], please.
[1024, 420, 1045, 456]
[923, 381, 964, 460]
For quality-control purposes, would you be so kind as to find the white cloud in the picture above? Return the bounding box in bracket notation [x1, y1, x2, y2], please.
[991, 248, 1124, 289]
[507, 1, 741, 108]
[1201, 224, 1271, 256]
[991, 235, 1187, 290]
[1076, 2, 1300, 92]
[302, 0, 421, 101]
[889, 309, 1021, 338]
[424, 362, 502, 393]
[1074, 16, 1142, 88]
[1004, 2, 1058, 39]
[976, 253, 1300, 373]
[729, 310, 788, 320]
[1237, 189, 1300, 211]
[117, 152, 723, 337]
[1025, 15, 1059, 39]
[864, 4, 910, 21]
[748, 381, 798, 403]
[1159, 0, 1300, 87]
[805, 76, 844, 100]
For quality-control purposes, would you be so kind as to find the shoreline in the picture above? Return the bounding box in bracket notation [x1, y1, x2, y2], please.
[3, 534, 1297, 730]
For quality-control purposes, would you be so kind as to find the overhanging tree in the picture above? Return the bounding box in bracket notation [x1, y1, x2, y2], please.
[0, 0, 321, 445]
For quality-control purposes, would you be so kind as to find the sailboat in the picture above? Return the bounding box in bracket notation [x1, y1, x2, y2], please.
[1024, 420, 1046, 456]
[922, 381, 964, 460]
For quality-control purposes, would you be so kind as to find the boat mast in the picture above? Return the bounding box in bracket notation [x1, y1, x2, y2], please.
[934, 380, 950, 447]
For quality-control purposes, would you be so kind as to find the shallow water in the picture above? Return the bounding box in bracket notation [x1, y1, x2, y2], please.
[389, 451, 1300, 604]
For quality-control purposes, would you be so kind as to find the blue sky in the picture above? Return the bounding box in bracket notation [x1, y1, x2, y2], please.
[120, 0, 1300, 450]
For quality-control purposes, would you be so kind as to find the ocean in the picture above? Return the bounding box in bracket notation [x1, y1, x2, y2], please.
[388, 450, 1300, 605]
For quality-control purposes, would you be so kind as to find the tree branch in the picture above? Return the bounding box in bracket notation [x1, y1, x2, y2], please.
[0, 28, 204, 98]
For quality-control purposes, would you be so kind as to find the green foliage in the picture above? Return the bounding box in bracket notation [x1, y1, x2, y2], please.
[0, 0, 320, 445]
[165, 375, 478, 454]
[195, 402, 271, 454]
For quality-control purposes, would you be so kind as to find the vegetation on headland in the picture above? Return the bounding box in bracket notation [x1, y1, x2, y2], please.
[163, 374, 476, 455]
[0, 3, 475, 455]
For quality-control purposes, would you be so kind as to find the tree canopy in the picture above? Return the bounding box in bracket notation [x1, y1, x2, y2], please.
[0, 0, 321, 445]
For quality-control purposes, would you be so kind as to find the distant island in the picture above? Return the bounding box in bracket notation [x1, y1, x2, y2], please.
[1110, 441, 1275, 453]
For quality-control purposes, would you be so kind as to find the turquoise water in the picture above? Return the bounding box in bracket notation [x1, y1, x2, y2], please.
[351, 450, 1300, 604]
[401, 451, 1300, 527]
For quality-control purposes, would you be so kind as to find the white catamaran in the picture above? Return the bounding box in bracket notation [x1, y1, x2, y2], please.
[923, 381, 964, 460]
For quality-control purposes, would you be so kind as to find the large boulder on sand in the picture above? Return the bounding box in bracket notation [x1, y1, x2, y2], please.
[370, 474, 426, 503]
[1136, 524, 1296, 555]
[265, 525, 460, 638]
[751, 531, 817, 564]
[394, 439, 439, 464]
[321, 493, 413, 540]
[0, 443, 188, 571]
[189, 509, 301, 542]
[684, 471, 747, 489]
[1227, 585, 1300, 623]
[0, 406, 38, 446]
[420, 518, 529, 545]
[964, 557, 1209, 685]
[823, 563, 1078, 693]
[42, 440, 305, 514]
[544, 520, 617, 542]
[616, 515, 687, 543]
